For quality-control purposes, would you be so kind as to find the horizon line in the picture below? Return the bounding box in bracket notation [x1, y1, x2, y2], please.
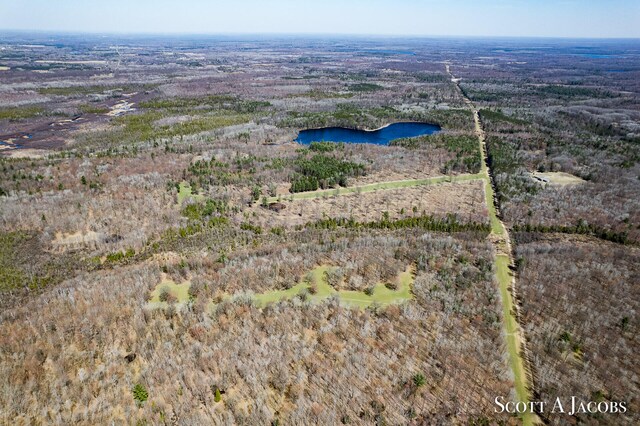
[1, 28, 640, 41]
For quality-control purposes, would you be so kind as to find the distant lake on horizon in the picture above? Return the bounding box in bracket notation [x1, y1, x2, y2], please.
[295, 122, 441, 146]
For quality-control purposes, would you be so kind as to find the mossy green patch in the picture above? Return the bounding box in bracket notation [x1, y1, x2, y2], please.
[177, 182, 205, 204]
[147, 277, 191, 309]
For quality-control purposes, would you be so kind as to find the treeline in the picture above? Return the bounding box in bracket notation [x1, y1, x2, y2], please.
[279, 105, 473, 132]
[178, 198, 233, 237]
[306, 213, 491, 234]
[536, 85, 613, 99]
[308, 141, 343, 153]
[290, 154, 365, 193]
[140, 95, 271, 114]
[479, 109, 529, 126]
[349, 83, 383, 92]
[484, 135, 539, 205]
[512, 221, 631, 245]
[185, 158, 240, 189]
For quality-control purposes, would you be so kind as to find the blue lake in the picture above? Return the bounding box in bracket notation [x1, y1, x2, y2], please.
[295, 122, 440, 146]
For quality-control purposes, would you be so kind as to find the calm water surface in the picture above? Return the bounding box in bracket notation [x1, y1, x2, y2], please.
[295, 122, 440, 146]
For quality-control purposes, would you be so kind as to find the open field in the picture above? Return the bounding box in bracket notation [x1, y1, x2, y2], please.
[530, 171, 586, 186]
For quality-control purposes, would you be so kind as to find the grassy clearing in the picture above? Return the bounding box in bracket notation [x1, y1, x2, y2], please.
[496, 255, 535, 426]
[466, 100, 535, 423]
[145, 266, 413, 311]
[177, 182, 205, 204]
[147, 278, 191, 309]
[269, 173, 483, 203]
[530, 171, 585, 186]
[253, 265, 414, 309]
[484, 177, 504, 236]
[473, 114, 504, 236]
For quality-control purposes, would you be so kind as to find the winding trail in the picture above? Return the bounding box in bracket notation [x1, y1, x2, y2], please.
[446, 63, 539, 425]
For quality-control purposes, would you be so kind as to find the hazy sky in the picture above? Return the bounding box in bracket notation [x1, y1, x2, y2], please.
[1, 0, 639, 38]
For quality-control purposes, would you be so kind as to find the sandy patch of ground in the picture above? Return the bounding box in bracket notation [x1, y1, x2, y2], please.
[107, 100, 136, 117]
[247, 179, 487, 228]
[52, 230, 103, 251]
[530, 171, 585, 186]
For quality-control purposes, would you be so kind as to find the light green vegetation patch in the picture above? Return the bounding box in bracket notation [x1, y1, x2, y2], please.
[239, 265, 413, 309]
[495, 255, 534, 426]
[147, 277, 192, 309]
[484, 177, 504, 235]
[177, 182, 205, 204]
[269, 173, 483, 203]
[0, 106, 47, 121]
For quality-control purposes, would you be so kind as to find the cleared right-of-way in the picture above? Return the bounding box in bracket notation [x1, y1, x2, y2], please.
[446, 63, 539, 426]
